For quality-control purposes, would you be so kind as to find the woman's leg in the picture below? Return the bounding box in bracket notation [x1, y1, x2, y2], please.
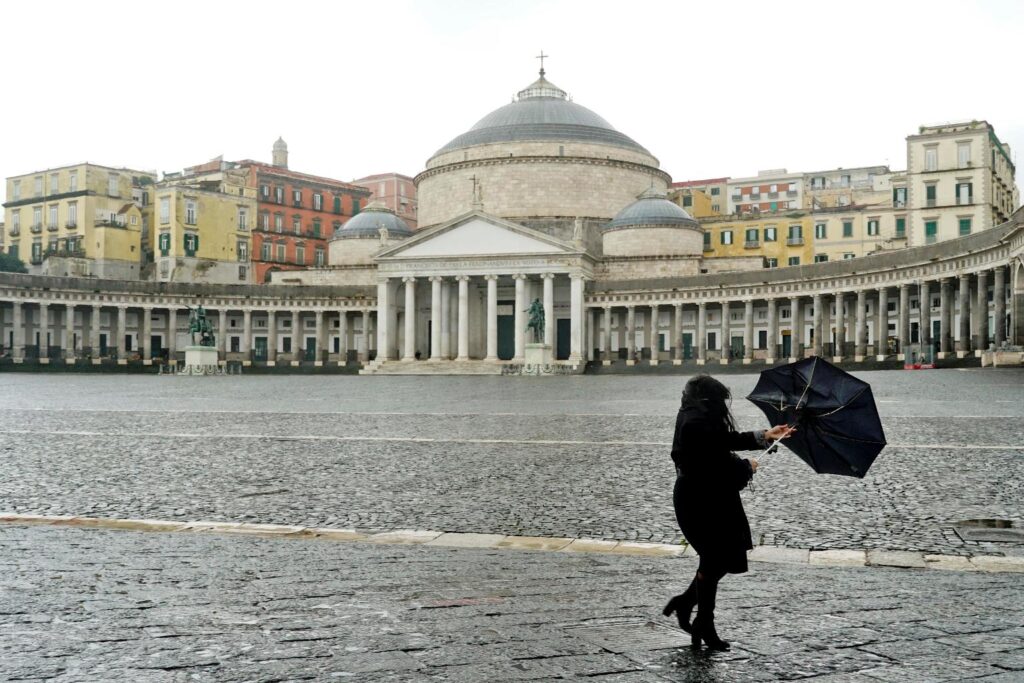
[693, 558, 730, 650]
[663, 571, 698, 632]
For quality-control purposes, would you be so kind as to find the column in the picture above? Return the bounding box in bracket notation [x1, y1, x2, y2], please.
[855, 290, 867, 361]
[974, 270, 988, 352]
[696, 301, 707, 364]
[939, 278, 952, 358]
[919, 281, 931, 359]
[833, 294, 845, 361]
[291, 310, 301, 365]
[218, 309, 228, 359]
[898, 284, 910, 360]
[789, 296, 801, 362]
[11, 302, 24, 362]
[314, 310, 324, 365]
[875, 288, 888, 360]
[648, 304, 659, 364]
[719, 300, 730, 365]
[957, 274, 971, 356]
[602, 306, 613, 364]
[625, 305, 636, 364]
[91, 304, 102, 361]
[587, 308, 596, 362]
[484, 275, 498, 361]
[673, 303, 683, 364]
[64, 304, 76, 363]
[339, 309, 352, 362]
[542, 273, 555, 349]
[376, 280, 390, 361]
[38, 303, 50, 362]
[994, 265, 1006, 347]
[114, 305, 126, 363]
[242, 309, 252, 364]
[430, 276, 443, 361]
[142, 306, 152, 364]
[812, 293, 823, 357]
[266, 310, 276, 364]
[357, 309, 368, 363]
[766, 298, 778, 364]
[569, 274, 584, 361]
[403, 277, 416, 361]
[513, 274, 526, 362]
[440, 279, 451, 359]
[742, 300, 754, 364]
[457, 276, 469, 361]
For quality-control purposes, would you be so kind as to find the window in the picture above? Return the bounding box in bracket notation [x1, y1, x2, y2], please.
[769, 184, 777, 193]
[893, 187, 907, 207]
[959, 218, 972, 236]
[12, 209, 20, 231]
[764, 226, 777, 242]
[34, 176, 43, 196]
[925, 220, 938, 244]
[158, 232, 171, 256]
[812, 177, 825, 189]
[159, 197, 170, 223]
[720, 230, 733, 245]
[68, 171, 77, 192]
[48, 204, 58, 229]
[895, 217, 906, 237]
[276, 243, 286, 262]
[293, 189, 302, 206]
[275, 186, 284, 204]
[682, 195, 692, 207]
[353, 198, 361, 215]
[312, 218, 321, 237]
[234, 207, 246, 230]
[840, 174, 851, 187]
[924, 146, 938, 171]
[788, 256, 801, 266]
[957, 142, 971, 168]
[12, 179, 21, 200]
[183, 233, 198, 256]
[814, 254, 828, 263]
[956, 182, 972, 205]
[260, 211, 270, 230]
[292, 216, 301, 233]
[261, 242, 271, 260]
[260, 184, 269, 198]
[745, 228, 758, 244]
[867, 219, 879, 236]
[765, 257, 778, 268]
[378, 182, 386, 197]
[314, 248, 325, 266]
[711, 204, 720, 212]
[49, 173, 59, 194]
[842, 221, 853, 237]
[843, 253, 855, 260]
[710, 187, 720, 196]
[333, 196, 342, 214]
[296, 246, 305, 265]
[238, 266, 247, 281]
[108, 173, 119, 197]
[33, 206, 42, 228]
[814, 223, 827, 239]
[703, 231, 712, 250]
[788, 224, 802, 239]
[274, 213, 283, 232]
[313, 193, 322, 211]
[237, 240, 248, 261]
[185, 199, 197, 225]
[925, 184, 937, 207]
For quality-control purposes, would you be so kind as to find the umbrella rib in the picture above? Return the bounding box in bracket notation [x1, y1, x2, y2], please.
[815, 385, 870, 418]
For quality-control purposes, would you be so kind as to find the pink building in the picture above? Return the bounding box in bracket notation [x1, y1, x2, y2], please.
[352, 172, 417, 229]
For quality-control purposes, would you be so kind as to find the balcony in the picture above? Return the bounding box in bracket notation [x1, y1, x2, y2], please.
[46, 223, 59, 232]
[65, 221, 78, 230]
[9, 227, 20, 236]
[925, 199, 937, 208]
[95, 220, 127, 229]
[744, 240, 760, 249]
[730, 194, 741, 201]
[956, 196, 974, 206]
[787, 190, 798, 197]
[786, 237, 804, 246]
[30, 224, 43, 234]
[30, 255, 44, 265]
[702, 243, 714, 252]
[893, 200, 906, 208]
[750, 193, 761, 200]
[767, 192, 779, 199]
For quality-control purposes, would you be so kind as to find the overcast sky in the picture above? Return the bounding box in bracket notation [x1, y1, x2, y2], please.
[2, 0, 1021, 203]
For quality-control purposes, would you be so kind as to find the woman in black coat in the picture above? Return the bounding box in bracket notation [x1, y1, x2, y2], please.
[663, 375, 794, 651]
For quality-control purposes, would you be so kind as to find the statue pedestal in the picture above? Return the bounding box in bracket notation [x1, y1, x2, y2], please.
[525, 343, 553, 366]
[180, 345, 221, 375]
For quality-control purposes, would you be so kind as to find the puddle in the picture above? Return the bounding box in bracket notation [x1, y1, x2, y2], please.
[955, 519, 1024, 543]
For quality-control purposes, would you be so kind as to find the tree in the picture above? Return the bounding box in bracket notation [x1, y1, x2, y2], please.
[0, 252, 28, 274]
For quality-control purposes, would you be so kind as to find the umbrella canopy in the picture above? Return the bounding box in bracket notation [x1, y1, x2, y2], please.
[746, 356, 886, 477]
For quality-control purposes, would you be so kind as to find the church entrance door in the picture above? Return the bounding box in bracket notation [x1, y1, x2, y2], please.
[497, 315, 514, 360]
[682, 333, 693, 359]
[781, 332, 792, 358]
[556, 319, 571, 360]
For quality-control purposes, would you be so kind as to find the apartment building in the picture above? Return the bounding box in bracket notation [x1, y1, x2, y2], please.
[667, 177, 728, 218]
[352, 172, 418, 228]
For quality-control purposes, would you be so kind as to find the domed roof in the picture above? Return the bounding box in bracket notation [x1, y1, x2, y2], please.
[430, 72, 650, 159]
[605, 188, 700, 231]
[333, 202, 413, 239]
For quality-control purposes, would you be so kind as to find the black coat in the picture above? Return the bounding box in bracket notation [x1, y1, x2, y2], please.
[671, 404, 759, 574]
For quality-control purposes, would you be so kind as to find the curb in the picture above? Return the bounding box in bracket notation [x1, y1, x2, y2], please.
[2, 513, 1021, 574]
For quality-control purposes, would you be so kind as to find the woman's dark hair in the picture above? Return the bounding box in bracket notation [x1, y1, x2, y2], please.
[681, 374, 736, 431]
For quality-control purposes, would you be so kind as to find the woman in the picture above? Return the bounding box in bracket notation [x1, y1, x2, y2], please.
[663, 375, 794, 651]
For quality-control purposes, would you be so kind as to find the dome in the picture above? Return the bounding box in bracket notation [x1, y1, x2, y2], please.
[333, 202, 413, 240]
[430, 74, 650, 159]
[605, 188, 700, 231]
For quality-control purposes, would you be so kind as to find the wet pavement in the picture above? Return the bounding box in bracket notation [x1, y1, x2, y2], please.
[1, 368, 1023, 680]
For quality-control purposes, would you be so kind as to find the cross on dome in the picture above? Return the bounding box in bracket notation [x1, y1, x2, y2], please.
[536, 50, 548, 77]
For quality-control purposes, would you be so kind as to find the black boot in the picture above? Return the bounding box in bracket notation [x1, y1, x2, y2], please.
[662, 578, 697, 633]
[691, 575, 730, 651]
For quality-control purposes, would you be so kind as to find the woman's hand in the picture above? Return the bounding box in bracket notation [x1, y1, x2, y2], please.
[750, 459, 759, 472]
[765, 424, 796, 442]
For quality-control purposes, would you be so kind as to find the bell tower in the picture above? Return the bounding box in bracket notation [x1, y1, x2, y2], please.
[272, 136, 288, 169]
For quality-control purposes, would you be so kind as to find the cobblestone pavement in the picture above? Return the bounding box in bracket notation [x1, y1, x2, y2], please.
[1, 369, 1022, 555]
[2, 525, 1023, 682]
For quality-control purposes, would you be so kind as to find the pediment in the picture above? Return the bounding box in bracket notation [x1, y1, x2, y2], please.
[377, 212, 576, 260]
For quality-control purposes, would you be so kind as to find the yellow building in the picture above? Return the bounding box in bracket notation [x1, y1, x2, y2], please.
[699, 213, 815, 268]
[3, 164, 156, 278]
[154, 172, 256, 284]
[668, 178, 728, 218]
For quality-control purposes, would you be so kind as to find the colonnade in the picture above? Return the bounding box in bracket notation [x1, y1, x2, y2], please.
[0, 301, 372, 366]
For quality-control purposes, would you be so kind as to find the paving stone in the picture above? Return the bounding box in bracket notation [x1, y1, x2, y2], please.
[970, 555, 1024, 572]
[924, 554, 978, 571]
[867, 550, 927, 568]
[809, 549, 867, 567]
[607, 541, 685, 557]
[424, 532, 506, 548]
[749, 545, 810, 564]
[561, 539, 621, 553]
[496, 535, 574, 551]
[365, 529, 442, 544]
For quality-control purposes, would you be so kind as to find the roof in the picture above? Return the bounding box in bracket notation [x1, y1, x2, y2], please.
[333, 202, 414, 239]
[430, 73, 650, 159]
[234, 160, 371, 194]
[670, 178, 729, 188]
[604, 189, 699, 231]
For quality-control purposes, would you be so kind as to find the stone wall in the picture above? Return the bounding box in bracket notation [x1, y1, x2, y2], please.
[426, 140, 660, 171]
[603, 226, 703, 257]
[596, 256, 701, 281]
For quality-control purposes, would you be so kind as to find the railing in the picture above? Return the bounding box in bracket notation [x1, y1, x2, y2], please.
[787, 190, 798, 197]
[95, 220, 127, 228]
[65, 221, 77, 229]
[8, 227, 19, 236]
[893, 201, 906, 208]
[30, 224, 43, 234]
[46, 224, 58, 232]
[957, 196, 974, 206]
[786, 237, 804, 246]
[730, 195, 741, 201]
[926, 199, 937, 208]
[744, 240, 760, 249]
[30, 256, 43, 265]
[750, 193, 761, 200]
[767, 192, 779, 199]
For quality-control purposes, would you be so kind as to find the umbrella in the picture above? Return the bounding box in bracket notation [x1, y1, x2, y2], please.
[746, 356, 886, 478]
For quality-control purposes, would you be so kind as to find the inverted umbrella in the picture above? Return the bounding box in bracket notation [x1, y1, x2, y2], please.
[746, 356, 886, 477]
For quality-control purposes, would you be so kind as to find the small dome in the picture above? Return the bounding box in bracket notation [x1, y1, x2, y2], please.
[273, 136, 287, 149]
[333, 201, 413, 239]
[604, 188, 699, 231]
